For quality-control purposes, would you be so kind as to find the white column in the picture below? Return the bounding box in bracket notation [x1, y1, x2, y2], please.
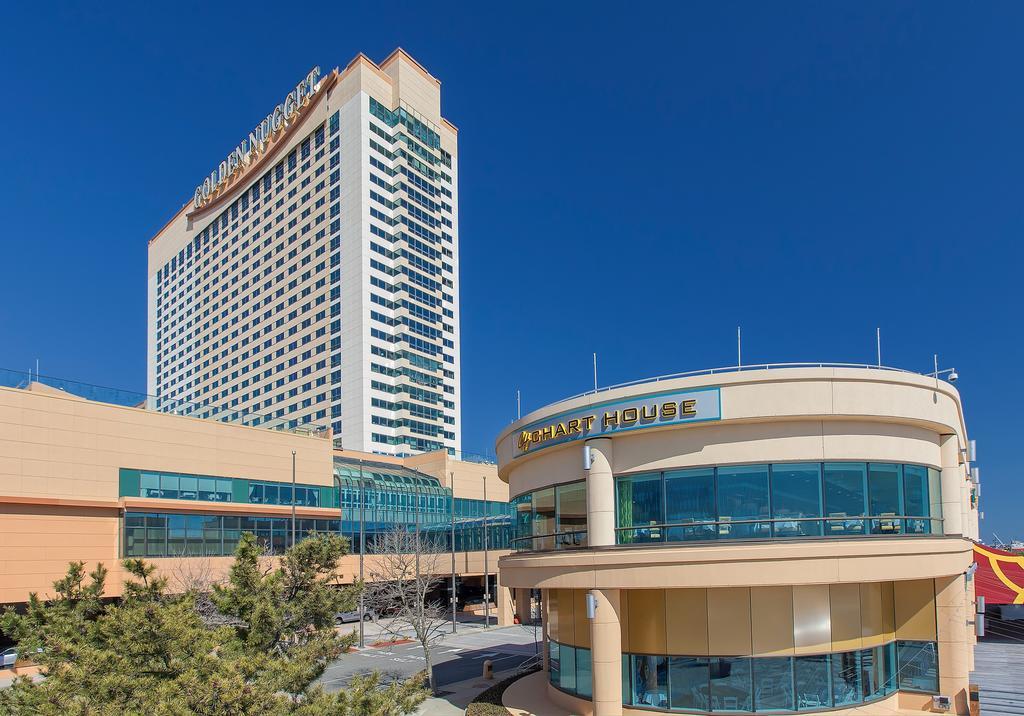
[939, 434, 963, 536]
[586, 438, 615, 547]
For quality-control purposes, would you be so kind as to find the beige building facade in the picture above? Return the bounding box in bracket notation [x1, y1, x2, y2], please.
[148, 49, 461, 457]
[0, 381, 507, 607]
[496, 366, 979, 716]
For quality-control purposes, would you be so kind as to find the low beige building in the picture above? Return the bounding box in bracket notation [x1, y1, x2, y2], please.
[496, 366, 979, 716]
[0, 378, 508, 608]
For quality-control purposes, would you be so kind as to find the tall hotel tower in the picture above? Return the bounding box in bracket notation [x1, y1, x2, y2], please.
[147, 50, 461, 455]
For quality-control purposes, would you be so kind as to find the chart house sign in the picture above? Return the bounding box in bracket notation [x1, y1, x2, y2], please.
[193, 67, 323, 209]
[513, 387, 721, 457]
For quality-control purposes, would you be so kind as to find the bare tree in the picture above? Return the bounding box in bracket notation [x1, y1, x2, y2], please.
[363, 527, 449, 695]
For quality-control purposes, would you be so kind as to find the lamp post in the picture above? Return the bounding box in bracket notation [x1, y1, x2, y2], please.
[482, 473, 489, 629]
[291, 450, 297, 548]
[450, 471, 457, 634]
[358, 460, 366, 650]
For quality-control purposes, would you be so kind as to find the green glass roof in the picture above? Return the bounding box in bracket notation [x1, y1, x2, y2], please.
[332, 457, 445, 491]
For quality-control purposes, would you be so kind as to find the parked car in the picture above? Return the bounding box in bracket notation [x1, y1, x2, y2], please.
[1, 647, 41, 668]
[335, 609, 376, 623]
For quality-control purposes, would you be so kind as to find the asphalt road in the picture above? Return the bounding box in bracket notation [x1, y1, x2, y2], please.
[320, 620, 543, 692]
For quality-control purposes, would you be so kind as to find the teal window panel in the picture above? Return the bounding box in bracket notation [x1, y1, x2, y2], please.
[232, 479, 249, 504]
[119, 468, 141, 498]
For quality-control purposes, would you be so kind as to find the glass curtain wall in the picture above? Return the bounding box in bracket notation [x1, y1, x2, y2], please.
[511, 480, 589, 551]
[621, 641, 933, 712]
[547, 641, 593, 698]
[613, 462, 941, 546]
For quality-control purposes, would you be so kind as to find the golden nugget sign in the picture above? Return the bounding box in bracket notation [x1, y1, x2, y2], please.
[514, 387, 720, 456]
[193, 67, 323, 209]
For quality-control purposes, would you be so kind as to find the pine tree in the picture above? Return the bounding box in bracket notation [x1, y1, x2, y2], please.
[0, 534, 427, 715]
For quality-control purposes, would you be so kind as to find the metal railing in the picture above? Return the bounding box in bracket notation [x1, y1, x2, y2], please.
[511, 516, 943, 551]
[0, 367, 330, 439]
[562, 362, 933, 402]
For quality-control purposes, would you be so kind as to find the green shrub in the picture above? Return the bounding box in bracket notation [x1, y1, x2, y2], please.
[466, 667, 540, 716]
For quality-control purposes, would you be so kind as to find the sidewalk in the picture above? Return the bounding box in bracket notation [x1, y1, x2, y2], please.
[417, 665, 523, 716]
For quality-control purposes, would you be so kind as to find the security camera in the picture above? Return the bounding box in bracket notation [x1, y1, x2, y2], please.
[948, 370, 959, 382]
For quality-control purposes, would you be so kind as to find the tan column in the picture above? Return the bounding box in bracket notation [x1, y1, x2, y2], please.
[496, 584, 514, 626]
[590, 588, 623, 716]
[935, 575, 970, 715]
[515, 587, 533, 623]
[939, 435, 963, 536]
[586, 438, 615, 547]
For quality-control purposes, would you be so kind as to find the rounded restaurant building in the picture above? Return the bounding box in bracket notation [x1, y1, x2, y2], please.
[496, 366, 979, 716]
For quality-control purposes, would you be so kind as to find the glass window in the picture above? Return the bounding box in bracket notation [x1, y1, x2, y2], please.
[556, 482, 587, 548]
[202, 515, 222, 556]
[533, 488, 556, 551]
[576, 647, 592, 699]
[669, 656, 710, 711]
[248, 483, 264, 504]
[125, 514, 146, 557]
[185, 515, 204, 555]
[860, 645, 888, 702]
[179, 476, 198, 501]
[140, 473, 161, 498]
[617, 473, 663, 544]
[882, 641, 897, 695]
[903, 465, 929, 534]
[198, 477, 217, 501]
[716, 465, 770, 540]
[167, 514, 186, 556]
[897, 641, 938, 693]
[869, 464, 903, 534]
[216, 479, 233, 502]
[665, 468, 717, 542]
[631, 654, 668, 708]
[549, 641, 560, 688]
[753, 656, 794, 711]
[622, 654, 632, 706]
[794, 654, 831, 710]
[145, 514, 167, 557]
[927, 468, 943, 535]
[264, 483, 280, 505]
[223, 516, 241, 555]
[824, 463, 867, 535]
[513, 494, 533, 550]
[831, 649, 861, 706]
[561, 644, 577, 693]
[709, 657, 751, 712]
[161, 474, 180, 500]
[771, 463, 823, 537]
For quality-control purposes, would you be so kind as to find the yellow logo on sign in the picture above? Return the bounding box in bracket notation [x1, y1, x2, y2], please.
[517, 399, 697, 453]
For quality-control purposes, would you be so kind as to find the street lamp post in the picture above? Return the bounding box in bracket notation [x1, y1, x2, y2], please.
[450, 471, 457, 633]
[482, 473, 489, 629]
[291, 450, 297, 548]
[358, 460, 366, 650]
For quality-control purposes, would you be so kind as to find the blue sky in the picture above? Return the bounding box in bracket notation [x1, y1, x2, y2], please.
[1, 2, 1020, 541]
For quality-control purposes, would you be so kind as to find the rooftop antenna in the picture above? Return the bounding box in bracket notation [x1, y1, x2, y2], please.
[737, 326, 742, 368]
[876, 328, 881, 367]
[516, 389, 521, 420]
[593, 352, 598, 394]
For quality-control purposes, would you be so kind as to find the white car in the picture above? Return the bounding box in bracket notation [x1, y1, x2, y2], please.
[1, 646, 41, 667]
[335, 609, 376, 623]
